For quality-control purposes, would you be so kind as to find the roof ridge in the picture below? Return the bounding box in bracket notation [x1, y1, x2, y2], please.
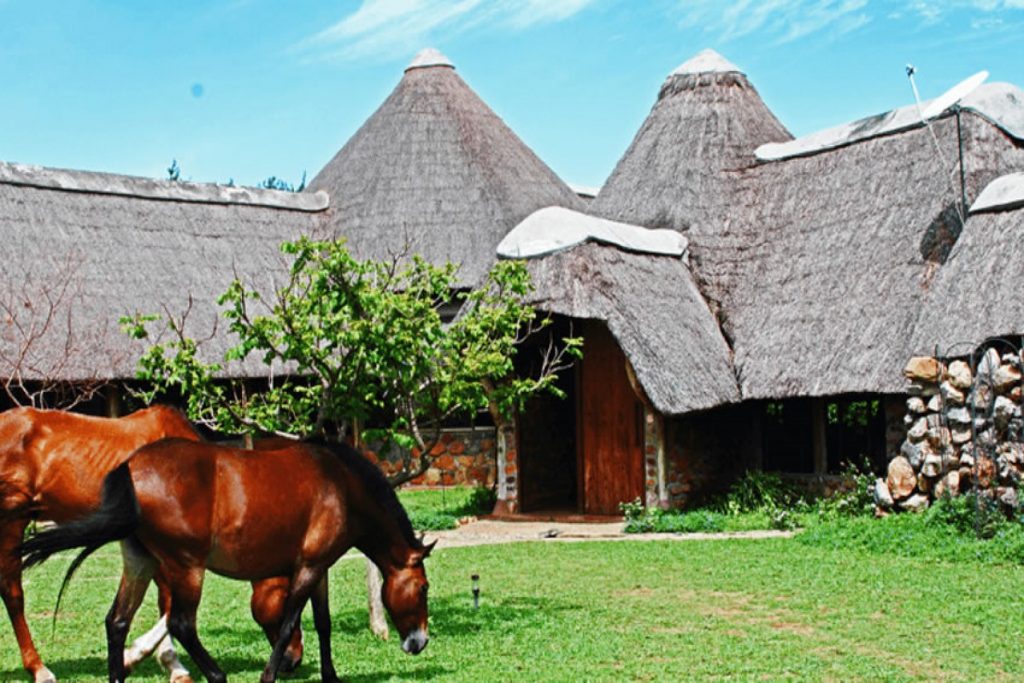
[670, 48, 743, 77]
[406, 47, 454, 72]
[0, 161, 328, 212]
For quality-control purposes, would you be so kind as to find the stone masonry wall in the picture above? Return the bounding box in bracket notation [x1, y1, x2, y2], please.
[364, 427, 497, 489]
[878, 349, 1023, 513]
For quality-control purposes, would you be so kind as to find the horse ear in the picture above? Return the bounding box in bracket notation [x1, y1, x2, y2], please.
[422, 539, 437, 558]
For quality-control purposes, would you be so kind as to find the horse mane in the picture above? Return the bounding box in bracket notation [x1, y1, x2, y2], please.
[306, 438, 422, 551]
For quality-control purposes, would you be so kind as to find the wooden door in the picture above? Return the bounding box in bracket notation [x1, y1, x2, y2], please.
[578, 321, 644, 514]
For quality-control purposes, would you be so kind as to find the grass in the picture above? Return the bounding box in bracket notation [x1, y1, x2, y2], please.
[398, 486, 495, 531]
[5, 537, 1024, 681]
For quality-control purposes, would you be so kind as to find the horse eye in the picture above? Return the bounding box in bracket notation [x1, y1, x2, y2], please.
[420, 584, 429, 597]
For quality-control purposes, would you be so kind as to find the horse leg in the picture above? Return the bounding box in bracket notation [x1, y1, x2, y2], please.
[124, 578, 192, 683]
[0, 515, 56, 683]
[163, 566, 226, 683]
[250, 577, 303, 672]
[259, 566, 324, 683]
[106, 541, 156, 683]
[310, 574, 340, 683]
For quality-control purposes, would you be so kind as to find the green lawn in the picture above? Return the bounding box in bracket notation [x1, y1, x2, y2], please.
[4, 538, 1023, 681]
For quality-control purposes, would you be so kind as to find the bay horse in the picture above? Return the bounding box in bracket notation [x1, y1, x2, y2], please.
[21, 437, 433, 683]
[0, 406, 303, 683]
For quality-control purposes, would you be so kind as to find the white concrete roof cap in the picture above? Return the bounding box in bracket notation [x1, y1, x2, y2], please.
[670, 49, 742, 76]
[406, 48, 455, 71]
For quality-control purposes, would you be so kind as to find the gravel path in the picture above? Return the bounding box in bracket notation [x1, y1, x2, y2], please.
[425, 519, 794, 549]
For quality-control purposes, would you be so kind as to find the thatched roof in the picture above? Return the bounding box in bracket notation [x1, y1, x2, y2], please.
[711, 109, 1024, 400]
[592, 50, 791, 234]
[521, 238, 740, 415]
[911, 173, 1024, 354]
[0, 161, 327, 381]
[592, 49, 1024, 402]
[308, 49, 583, 287]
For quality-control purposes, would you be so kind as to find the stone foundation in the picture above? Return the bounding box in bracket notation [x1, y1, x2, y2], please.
[879, 348, 1023, 513]
[365, 427, 497, 488]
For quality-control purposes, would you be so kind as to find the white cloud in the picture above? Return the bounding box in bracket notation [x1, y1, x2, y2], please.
[299, 0, 598, 62]
[677, 0, 871, 44]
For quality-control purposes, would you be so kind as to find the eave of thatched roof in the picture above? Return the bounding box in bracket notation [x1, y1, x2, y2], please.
[911, 174, 1024, 354]
[0, 161, 328, 211]
[592, 50, 1024, 402]
[0, 163, 327, 382]
[522, 242, 740, 415]
[719, 111, 1024, 400]
[308, 49, 583, 288]
[756, 82, 1024, 161]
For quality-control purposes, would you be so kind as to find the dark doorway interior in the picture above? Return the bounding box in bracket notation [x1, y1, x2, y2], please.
[516, 315, 578, 512]
[518, 365, 577, 512]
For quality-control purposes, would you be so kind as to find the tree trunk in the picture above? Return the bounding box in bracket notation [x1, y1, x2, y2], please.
[366, 558, 389, 640]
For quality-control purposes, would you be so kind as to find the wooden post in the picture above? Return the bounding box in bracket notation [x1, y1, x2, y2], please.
[811, 398, 828, 475]
[105, 384, 122, 418]
[651, 409, 669, 509]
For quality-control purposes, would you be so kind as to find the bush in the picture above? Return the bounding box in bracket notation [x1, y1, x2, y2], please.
[925, 491, 1008, 539]
[719, 471, 802, 516]
[812, 460, 875, 521]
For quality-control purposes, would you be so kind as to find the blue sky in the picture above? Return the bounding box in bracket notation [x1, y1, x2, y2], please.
[1, 1, 1022, 188]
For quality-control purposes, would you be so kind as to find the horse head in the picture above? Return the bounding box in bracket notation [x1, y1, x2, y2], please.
[382, 538, 435, 655]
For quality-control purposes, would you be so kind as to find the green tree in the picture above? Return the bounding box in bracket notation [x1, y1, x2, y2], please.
[121, 237, 579, 486]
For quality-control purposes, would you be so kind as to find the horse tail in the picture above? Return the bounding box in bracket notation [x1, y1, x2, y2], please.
[19, 462, 140, 621]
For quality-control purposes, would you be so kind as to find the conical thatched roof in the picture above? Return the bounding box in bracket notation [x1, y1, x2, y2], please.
[911, 173, 1024, 354]
[592, 49, 791, 234]
[309, 49, 583, 287]
[0, 161, 327, 381]
[592, 53, 1024, 402]
[521, 240, 740, 415]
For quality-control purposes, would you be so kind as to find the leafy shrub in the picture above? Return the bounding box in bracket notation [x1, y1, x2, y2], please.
[926, 491, 1007, 539]
[408, 509, 460, 531]
[813, 460, 875, 520]
[719, 471, 802, 516]
[466, 485, 497, 515]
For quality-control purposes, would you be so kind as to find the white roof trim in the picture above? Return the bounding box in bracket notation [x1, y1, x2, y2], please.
[671, 49, 742, 77]
[0, 161, 329, 212]
[756, 82, 1024, 162]
[970, 172, 1024, 214]
[497, 206, 688, 260]
[406, 48, 454, 71]
[567, 182, 601, 199]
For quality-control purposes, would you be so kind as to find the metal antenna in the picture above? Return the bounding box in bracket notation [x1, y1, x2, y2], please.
[906, 64, 966, 227]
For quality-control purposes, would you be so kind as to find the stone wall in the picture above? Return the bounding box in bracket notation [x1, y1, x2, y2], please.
[878, 349, 1023, 513]
[365, 426, 497, 489]
[660, 404, 761, 509]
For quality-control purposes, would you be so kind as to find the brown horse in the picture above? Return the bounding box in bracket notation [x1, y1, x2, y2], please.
[0, 407, 303, 683]
[21, 437, 433, 683]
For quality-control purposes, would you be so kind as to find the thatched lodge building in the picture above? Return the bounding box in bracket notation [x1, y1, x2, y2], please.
[2, 48, 1023, 514]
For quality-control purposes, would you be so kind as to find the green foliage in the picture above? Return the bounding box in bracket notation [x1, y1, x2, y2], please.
[798, 509, 1024, 565]
[256, 171, 306, 192]
[812, 460, 876, 521]
[122, 238, 579, 483]
[719, 470, 802, 516]
[400, 485, 497, 531]
[925, 491, 1008, 539]
[167, 159, 180, 181]
[825, 399, 880, 427]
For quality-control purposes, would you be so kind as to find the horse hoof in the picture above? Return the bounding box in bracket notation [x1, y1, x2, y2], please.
[34, 667, 57, 683]
[280, 652, 302, 673]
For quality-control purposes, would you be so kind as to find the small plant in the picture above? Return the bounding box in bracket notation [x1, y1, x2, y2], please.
[720, 470, 801, 516]
[466, 485, 497, 515]
[926, 491, 1007, 539]
[814, 459, 875, 520]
